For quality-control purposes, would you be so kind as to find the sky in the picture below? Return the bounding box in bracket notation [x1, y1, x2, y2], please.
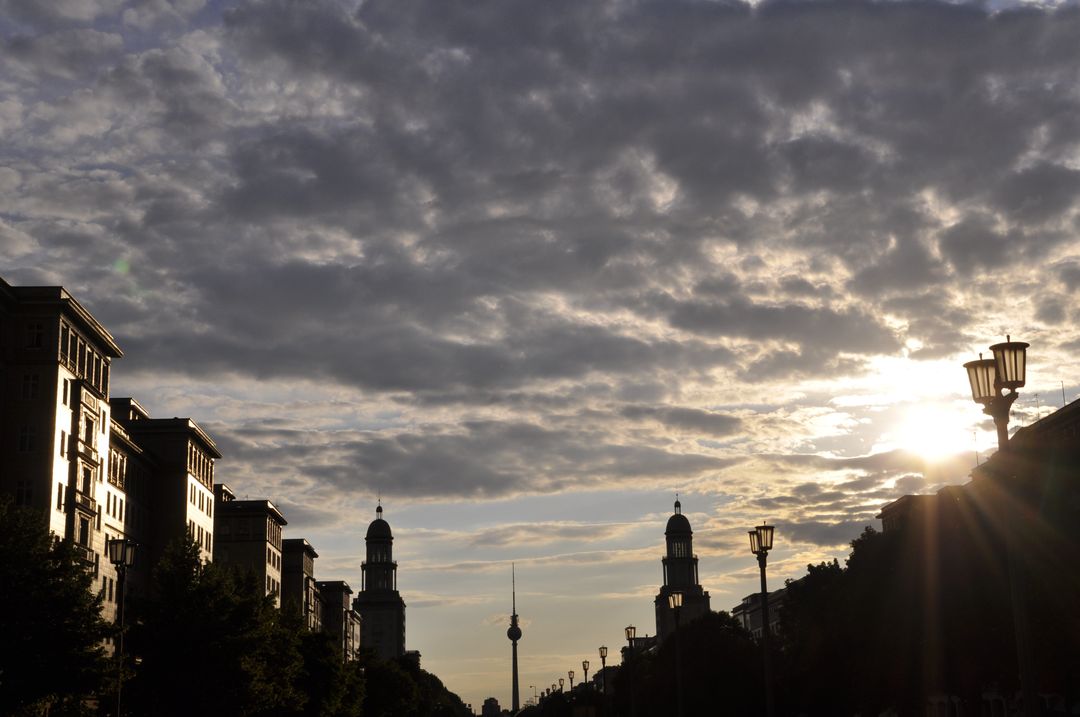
[4, 0, 1080, 708]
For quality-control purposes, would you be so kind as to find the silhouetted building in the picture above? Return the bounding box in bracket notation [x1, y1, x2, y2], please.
[213, 483, 286, 606]
[654, 498, 711, 643]
[317, 580, 363, 661]
[732, 585, 787, 640]
[353, 503, 406, 660]
[872, 398, 1080, 713]
[282, 538, 323, 631]
[481, 697, 500, 717]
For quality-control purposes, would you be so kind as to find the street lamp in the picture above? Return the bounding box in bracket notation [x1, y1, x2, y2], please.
[558, 677, 564, 692]
[568, 670, 574, 691]
[625, 625, 638, 717]
[598, 645, 608, 696]
[668, 591, 685, 717]
[106, 538, 137, 717]
[964, 337, 1037, 717]
[964, 336, 1029, 449]
[582, 659, 590, 690]
[749, 524, 775, 717]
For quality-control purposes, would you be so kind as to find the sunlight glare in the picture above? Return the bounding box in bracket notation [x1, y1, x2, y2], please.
[885, 403, 979, 461]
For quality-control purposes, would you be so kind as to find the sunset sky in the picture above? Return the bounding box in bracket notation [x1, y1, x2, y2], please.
[4, 0, 1080, 707]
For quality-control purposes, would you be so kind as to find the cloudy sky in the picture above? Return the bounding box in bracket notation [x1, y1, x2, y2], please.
[5, 0, 1080, 706]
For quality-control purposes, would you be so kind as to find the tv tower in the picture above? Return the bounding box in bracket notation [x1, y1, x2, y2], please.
[507, 564, 522, 711]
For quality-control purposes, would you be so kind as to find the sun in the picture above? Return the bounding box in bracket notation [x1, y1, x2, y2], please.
[886, 403, 979, 462]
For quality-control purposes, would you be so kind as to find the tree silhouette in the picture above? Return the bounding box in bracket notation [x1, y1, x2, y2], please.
[0, 496, 111, 716]
[126, 539, 304, 716]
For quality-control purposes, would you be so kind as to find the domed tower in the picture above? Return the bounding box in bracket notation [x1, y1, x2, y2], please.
[353, 503, 406, 660]
[654, 497, 711, 643]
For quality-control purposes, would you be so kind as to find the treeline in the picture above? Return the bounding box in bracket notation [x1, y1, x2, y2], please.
[0, 497, 471, 717]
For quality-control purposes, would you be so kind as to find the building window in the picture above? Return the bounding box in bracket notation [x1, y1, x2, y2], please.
[60, 431, 67, 457]
[26, 322, 44, 348]
[63, 379, 69, 405]
[57, 483, 64, 510]
[15, 480, 31, 506]
[18, 426, 35, 452]
[78, 518, 90, 546]
[21, 374, 39, 399]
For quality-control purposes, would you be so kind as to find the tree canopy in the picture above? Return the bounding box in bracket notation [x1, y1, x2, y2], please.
[0, 496, 111, 716]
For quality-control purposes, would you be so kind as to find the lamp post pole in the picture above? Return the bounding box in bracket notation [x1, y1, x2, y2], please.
[106, 539, 136, 717]
[964, 337, 1038, 717]
[749, 525, 776, 717]
[625, 626, 637, 717]
[599, 646, 608, 696]
[668, 592, 685, 717]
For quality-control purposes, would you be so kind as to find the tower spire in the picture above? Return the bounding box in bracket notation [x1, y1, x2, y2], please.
[507, 563, 522, 711]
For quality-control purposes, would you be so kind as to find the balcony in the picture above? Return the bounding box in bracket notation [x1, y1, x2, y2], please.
[76, 439, 99, 465]
[73, 490, 97, 515]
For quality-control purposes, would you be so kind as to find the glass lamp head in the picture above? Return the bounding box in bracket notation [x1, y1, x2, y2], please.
[598, 645, 607, 659]
[990, 336, 1028, 391]
[756, 523, 775, 552]
[748, 529, 761, 554]
[964, 355, 998, 404]
[583, 659, 589, 671]
[624, 625, 636, 641]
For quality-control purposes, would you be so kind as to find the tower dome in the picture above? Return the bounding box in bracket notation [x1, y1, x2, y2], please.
[665, 497, 692, 535]
[367, 504, 393, 539]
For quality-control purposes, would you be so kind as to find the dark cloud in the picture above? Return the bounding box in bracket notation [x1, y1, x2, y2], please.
[620, 405, 742, 437]
[215, 420, 733, 500]
[782, 520, 873, 548]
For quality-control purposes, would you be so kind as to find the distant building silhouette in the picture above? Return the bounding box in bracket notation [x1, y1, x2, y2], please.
[481, 696, 500, 717]
[318, 580, 363, 661]
[732, 584, 790, 640]
[213, 483, 287, 606]
[353, 502, 406, 659]
[654, 498, 711, 643]
[282, 538, 323, 631]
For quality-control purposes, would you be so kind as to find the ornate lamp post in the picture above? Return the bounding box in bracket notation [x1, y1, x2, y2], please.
[668, 591, 685, 717]
[598, 646, 608, 695]
[964, 336, 1029, 450]
[568, 670, 575, 691]
[749, 523, 775, 717]
[106, 538, 137, 717]
[964, 337, 1037, 717]
[625, 625, 637, 717]
[582, 660, 590, 690]
[558, 677, 564, 693]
